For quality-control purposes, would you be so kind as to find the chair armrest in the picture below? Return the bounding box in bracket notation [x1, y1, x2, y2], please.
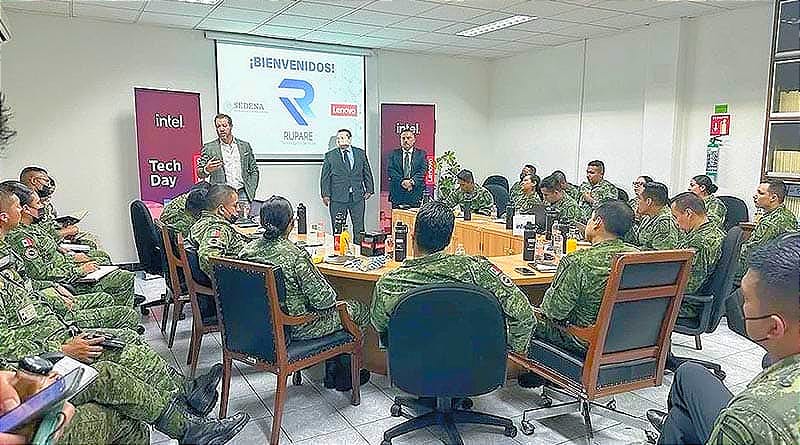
[533, 307, 596, 342]
[682, 294, 713, 304]
[335, 301, 362, 339]
[281, 312, 319, 326]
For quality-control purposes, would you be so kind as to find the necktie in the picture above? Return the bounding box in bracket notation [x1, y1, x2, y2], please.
[403, 152, 410, 177]
[343, 149, 351, 170]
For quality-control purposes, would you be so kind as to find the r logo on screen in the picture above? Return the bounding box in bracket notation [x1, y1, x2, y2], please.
[278, 79, 315, 126]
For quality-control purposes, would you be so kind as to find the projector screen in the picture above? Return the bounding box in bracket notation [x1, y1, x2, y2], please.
[215, 41, 366, 160]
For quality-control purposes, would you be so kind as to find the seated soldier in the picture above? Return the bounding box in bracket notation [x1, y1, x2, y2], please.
[670, 192, 726, 319]
[2, 182, 135, 308]
[238, 196, 371, 391]
[521, 201, 638, 388]
[510, 173, 543, 214]
[443, 169, 495, 215]
[539, 174, 582, 226]
[160, 181, 211, 238]
[371, 200, 534, 354]
[509, 164, 540, 200]
[688, 174, 727, 230]
[551, 170, 580, 202]
[646, 235, 799, 445]
[626, 182, 681, 250]
[577, 160, 617, 221]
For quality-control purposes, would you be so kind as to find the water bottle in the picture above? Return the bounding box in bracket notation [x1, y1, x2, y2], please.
[552, 221, 563, 257]
[462, 204, 472, 221]
[455, 243, 466, 255]
[505, 204, 515, 230]
[394, 221, 408, 262]
[296, 203, 307, 235]
[545, 207, 558, 240]
[333, 213, 344, 252]
[523, 221, 536, 261]
[385, 234, 394, 261]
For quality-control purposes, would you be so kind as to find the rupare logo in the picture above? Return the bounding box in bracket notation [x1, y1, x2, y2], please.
[278, 79, 315, 126]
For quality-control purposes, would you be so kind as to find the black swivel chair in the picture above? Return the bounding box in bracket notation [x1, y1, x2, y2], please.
[381, 284, 517, 445]
[129, 200, 167, 315]
[485, 184, 510, 218]
[670, 227, 745, 380]
[248, 199, 266, 220]
[483, 175, 509, 193]
[718, 196, 749, 232]
[617, 188, 629, 203]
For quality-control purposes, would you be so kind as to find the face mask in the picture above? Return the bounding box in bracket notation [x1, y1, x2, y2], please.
[26, 206, 44, 224]
[38, 184, 54, 199]
[743, 313, 779, 343]
[220, 206, 238, 224]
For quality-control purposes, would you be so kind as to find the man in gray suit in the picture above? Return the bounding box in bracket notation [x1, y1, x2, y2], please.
[320, 129, 374, 243]
[196, 113, 259, 203]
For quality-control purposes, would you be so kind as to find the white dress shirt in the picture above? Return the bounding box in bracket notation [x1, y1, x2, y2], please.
[220, 139, 244, 189]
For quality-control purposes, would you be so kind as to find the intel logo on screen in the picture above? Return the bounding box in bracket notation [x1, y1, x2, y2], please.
[154, 113, 184, 129]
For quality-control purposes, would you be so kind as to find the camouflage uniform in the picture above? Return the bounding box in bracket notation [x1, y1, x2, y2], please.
[38, 199, 101, 251]
[629, 206, 681, 251]
[510, 188, 543, 214]
[704, 194, 728, 230]
[628, 197, 640, 215]
[548, 194, 582, 226]
[678, 221, 725, 319]
[735, 205, 798, 283]
[5, 223, 134, 307]
[563, 182, 581, 202]
[28, 218, 111, 266]
[531, 239, 639, 355]
[60, 402, 150, 445]
[509, 181, 522, 201]
[160, 192, 197, 238]
[371, 252, 534, 353]
[706, 353, 800, 445]
[238, 236, 369, 339]
[443, 184, 495, 215]
[187, 210, 249, 277]
[578, 179, 617, 221]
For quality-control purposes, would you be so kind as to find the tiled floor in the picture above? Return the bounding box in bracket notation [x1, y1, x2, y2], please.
[135, 276, 766, 445]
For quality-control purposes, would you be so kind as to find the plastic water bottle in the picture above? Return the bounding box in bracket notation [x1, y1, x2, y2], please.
[552, 221, 563, 257]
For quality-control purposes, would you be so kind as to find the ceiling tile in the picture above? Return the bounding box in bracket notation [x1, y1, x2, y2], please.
[363, 0, 438, 16]
[423, 44, 468, 55]
[391, 16, 453, 31]
[594, 12, 662, 30]
[513, 17, 574, 33]
[505, 0, 580, 18]
[461, 0, 528, 11]
[341, 9, 405, 26]
[551, 5, 622, 23]
[557, 22, 618, 37]
[196, 17, 256, 32]
[267, 13, 329, 28]
[220, 0, 294, 12]
[74, 3, 141, 21]
[383, 41, 436, 51]
[529, 31, 582, 45]
[637, 0, 720, 19]
[75, 1, 145, 11]
[319, 20, 382, 35]
[208, 6, 273, 23]
[588, 0, 661, 14]
[300, 29, 355, 44]
[433, 22, 476, 34]
[701, 0, 772, 10]
[144, 0, 215, 17]
[478, 27, 537, 41]
[492, 39, 546, 52]
[462, 10, 514, 24]
[309, 0, 373, 7]
[2, 0, 69, 16]
[348, 35, 396, 47]
[138, 11, 203, 28]
[284, 1, 356, 19]
[417, 4, 490, 21]
[364, 26, 425, 40]
[252, 23, 309, 38]
[555, 0, 604, 6]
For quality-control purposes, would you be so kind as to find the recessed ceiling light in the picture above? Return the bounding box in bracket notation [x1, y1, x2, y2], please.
[456, 15, 536, 37]
[174, 0, 219, 5]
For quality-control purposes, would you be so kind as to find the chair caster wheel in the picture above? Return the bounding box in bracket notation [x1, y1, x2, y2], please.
[504, 425, 517, 438]
[292, 372, 302, 386]
[606, 399, 616, 410]
[390, 404, 402, 417]
[457, 398, 473, 410]
[521, 420, 535, 435]
[714, 370, 726, 381]
[540, 395, 553, 408]
[140, 307, 150, 316]
[645, 430, 659, 444]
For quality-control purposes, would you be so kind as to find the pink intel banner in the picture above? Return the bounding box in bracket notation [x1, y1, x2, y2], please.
[379, 103, 436, 233]
[134, 88, 202, 203]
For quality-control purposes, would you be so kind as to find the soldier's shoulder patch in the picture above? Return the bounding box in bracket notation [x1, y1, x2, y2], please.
[20, 237, 35, 248]
[210, 229, 222, 238]
[488, 263, 514, 288]
[24, 248, 38, 259]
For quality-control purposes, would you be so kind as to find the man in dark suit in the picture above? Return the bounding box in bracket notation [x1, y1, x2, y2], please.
[320, 129, 374, 243]
[387, 129, 427, 208]
[196, 113, 259, 203]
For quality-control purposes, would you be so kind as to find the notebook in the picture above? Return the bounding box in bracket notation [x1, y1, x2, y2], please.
[77, 265, 119, 283]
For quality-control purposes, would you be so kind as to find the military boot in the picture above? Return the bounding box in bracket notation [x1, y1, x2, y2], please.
[155, 397, 250, 445]
[182, 363, 223, 416]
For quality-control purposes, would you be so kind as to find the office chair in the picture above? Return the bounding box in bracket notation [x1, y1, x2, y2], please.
[129, 199, 167, 315]
[485, 183, 510, 218]
[718, 196, 749, 232]
[617, 188, 629, 203]
[483, 174, 509, 193]
[382, 283, 517, 445]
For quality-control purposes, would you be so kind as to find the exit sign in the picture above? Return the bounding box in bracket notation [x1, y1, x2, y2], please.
[710, 114, 731, 136]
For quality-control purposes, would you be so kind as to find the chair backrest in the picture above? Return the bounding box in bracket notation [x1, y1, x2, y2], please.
[179, 241, 213, 290]
[485, 184, 510, 218]
[387, 283, 508, 398]
[211, 257, 290, 364]
[249, 199, 266, 220]
[699, 226, 745, 332]
[483, 175, 509, 193]
[530, 204, 548, 230]
[129, 199, 164, 275]
[583, 250, 693, 397]
[617, 188, 629, 203]
[718, 196, 749, 232]
[155, 220, 185, 296]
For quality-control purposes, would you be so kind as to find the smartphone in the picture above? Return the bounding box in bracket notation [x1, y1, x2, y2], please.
[514, 267, 536, 276]
[0, 368, 83, 433]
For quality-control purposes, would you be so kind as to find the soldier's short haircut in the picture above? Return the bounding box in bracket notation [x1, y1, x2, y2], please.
[0, 180, 35, 207]
[551, 170, 567, 184]
[764, 179, 787, 202]
[523, 164, 536, 174]
[414, 200, 455, 254]
[593, 200, 634, 238]
[19, 166, 48, 183]
[214, 113, 233, 126]
[260, 196, 294, 240]
[641, 182, 669, 207]
[638, 175, 654, 184]
[0, 186, 19, 211]
[186, 182, 212, 219]
[204, 184, 237, 210]
[456, 169, 474, 184]
[539, 175, 561, 192]
[747, 233, 799, 316]
[587, 160, 605, 174]
[670, 191, 707, 215]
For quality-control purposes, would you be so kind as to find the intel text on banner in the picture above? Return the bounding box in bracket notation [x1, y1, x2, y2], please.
[134, 88, 202, 203]
[379, 103, 436, 233]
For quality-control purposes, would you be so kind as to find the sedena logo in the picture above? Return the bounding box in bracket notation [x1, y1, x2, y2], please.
[278, 78, 315, 126]
[330, 103, 357, 117]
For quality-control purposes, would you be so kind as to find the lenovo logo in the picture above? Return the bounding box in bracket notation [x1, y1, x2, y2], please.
[330, 103, 357, 117]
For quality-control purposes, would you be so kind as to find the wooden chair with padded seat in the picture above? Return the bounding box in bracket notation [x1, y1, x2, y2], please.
[154, 220, 190, 346]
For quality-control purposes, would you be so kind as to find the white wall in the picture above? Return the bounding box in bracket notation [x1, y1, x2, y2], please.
[0, 11, 491, 263]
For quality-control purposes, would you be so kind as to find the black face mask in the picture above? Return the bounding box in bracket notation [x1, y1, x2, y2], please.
[38, 184, 54, 199]
[220, 207, 238, 224]
[744, 313, 779, 343]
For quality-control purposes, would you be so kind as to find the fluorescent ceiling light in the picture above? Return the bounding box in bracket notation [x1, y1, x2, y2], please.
[456, 15, 536, 37]
[174, 0, 219, 5]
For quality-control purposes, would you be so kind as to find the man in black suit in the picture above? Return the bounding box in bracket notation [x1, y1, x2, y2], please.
[387, 129, 427, 208]
[320, 129, 374, 243]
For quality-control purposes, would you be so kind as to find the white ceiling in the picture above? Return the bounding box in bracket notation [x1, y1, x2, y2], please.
[2, 0, 770, 59]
